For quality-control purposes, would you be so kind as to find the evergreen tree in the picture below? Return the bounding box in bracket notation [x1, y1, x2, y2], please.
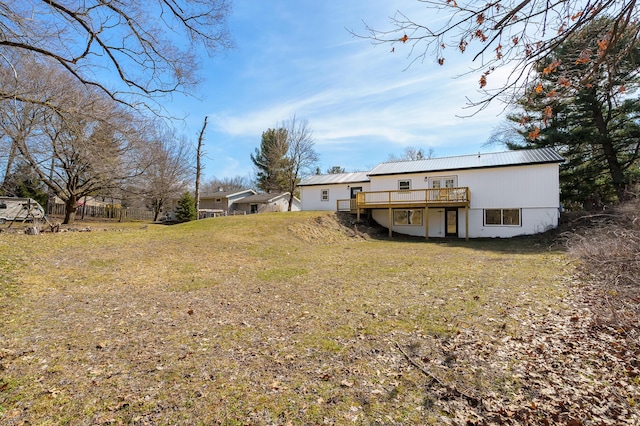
[505, 18, 640, 207]
[326, 166, 346, 174]
[250, 128, 289, 193]
[175, 191, 196, 222]
[1, 161, 48, 207]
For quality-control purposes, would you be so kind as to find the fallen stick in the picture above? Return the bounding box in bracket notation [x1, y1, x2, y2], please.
[394, 341, 481, 407]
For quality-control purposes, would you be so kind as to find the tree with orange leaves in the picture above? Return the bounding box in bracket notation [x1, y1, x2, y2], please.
[357, 1, 638, 112]
[495, 18, 640, 206]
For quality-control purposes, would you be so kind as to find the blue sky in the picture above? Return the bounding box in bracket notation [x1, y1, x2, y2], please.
[169, 1, 511, 182]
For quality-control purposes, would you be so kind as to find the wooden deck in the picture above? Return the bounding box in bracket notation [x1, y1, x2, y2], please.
[337, 188, 471, 240]
[338, 188, 469, 211]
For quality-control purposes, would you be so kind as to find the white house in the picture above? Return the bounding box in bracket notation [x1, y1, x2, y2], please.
[297, 171, 370, 211]
[298, 148, 564, 239]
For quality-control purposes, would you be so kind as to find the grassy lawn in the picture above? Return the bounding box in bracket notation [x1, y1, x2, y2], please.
[0, 212, 590, 424]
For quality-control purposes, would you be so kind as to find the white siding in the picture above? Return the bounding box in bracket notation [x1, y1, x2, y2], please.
[367, 162, 560, 238]
[457, 164, 560, 209]
[300, 183, 370, 211]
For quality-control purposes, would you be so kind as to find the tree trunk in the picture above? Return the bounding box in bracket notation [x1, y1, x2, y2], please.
[195, 117, 208, 220]
[153, 199, 163, 222]
[288, 192, 293, 211]
[601, 139, 628, 201]
[590, 95, 627, 201]
[63, 195, 77, 225]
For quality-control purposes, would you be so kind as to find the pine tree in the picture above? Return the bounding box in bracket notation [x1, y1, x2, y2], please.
[175, 191, 197, 222]
[250, 128, 289, 193]
[505, 18, 640, 207]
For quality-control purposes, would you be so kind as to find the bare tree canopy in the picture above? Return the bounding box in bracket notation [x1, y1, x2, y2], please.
[360, 1, 639, 110]
[0, 56, 152, 224]
[387, 146, 435, 162]
[0, 0, 233, 108]
[282, 116, 319, 211]
[141, 128, 193, 222]
[203, 176, 251, 193]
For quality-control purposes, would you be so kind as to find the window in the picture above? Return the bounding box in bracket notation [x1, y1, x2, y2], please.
[428, 175, 457, 189]
[484, 209, 521, 226]
[502, 209, 520, 225]
[215, 198, 222, 203]
[321, 189, 329, 201]
[398, 180, 411, 191]
[394, 209, 423, 226]
[485, 209, 502, 225]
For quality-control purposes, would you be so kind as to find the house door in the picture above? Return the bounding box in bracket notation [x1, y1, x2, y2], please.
[445, 208, 458, 237]
[350, 187, 362, 211]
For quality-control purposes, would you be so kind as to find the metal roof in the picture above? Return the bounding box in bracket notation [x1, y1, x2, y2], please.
[298, 171, 370, 187]
[200, 189, 256, 199]
[367, 148, 564, 176]
[236, 192, 289, 203]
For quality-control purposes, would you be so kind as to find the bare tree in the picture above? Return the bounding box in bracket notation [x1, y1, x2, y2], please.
[281, 116, 319, 211]
[195, 117, 208, 219]
[202, 176, 251, 193]
[0, 1, 233, 110]
[0, 57, 150, 224]
[141, 129, 193, 222]
[359, 1, 639, 111]
[387, 146, 435, 162]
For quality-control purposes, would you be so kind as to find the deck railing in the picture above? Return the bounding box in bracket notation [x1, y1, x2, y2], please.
[354, 187, 469, 207]
[336, 198, 356, 212]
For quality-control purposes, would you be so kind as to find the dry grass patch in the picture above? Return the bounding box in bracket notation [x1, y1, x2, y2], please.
[0, 211, 635, 424]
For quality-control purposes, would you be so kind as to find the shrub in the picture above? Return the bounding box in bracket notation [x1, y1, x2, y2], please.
[175, 192, 196, 223]
[566, 198, 640, 287]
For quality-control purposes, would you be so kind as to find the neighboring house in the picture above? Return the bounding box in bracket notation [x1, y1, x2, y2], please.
[298, 148, 564, 239]
[234, 192, 301, 214]
[199, 189, 257, 216]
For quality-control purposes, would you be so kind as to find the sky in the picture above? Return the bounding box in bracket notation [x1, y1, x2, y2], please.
[169, 0, 512, 182]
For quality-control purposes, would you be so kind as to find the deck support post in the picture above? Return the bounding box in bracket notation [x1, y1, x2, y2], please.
[465, 204, 469, 241]
[425, 207, 429, 240]
[388, 207, 393, 238]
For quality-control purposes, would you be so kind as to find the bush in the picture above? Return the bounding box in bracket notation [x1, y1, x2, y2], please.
[565, 198, 640, 287]
[174, 192, 196, 223]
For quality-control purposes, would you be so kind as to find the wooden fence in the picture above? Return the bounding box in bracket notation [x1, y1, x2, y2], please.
[50, 203, 155, 221]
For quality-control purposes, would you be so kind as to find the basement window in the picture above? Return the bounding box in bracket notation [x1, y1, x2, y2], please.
[484, 209, 521, 226]
[394, 209, 423, 226]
